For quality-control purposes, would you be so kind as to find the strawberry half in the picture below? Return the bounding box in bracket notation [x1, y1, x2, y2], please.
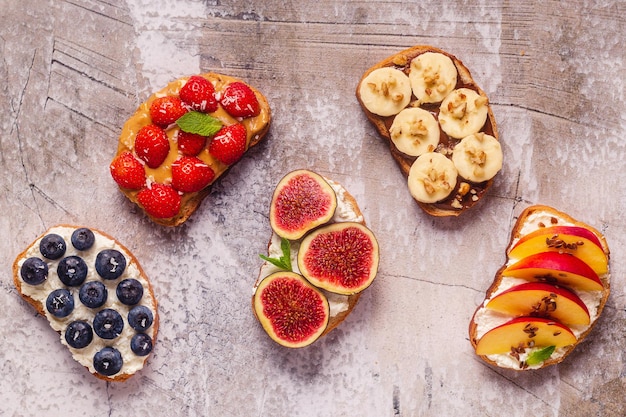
[149, 96, 188, 127]
[135, 124, 170, 168]
[177, 131, 207, 156]
[180, 75, 219, 113]
[220, 82, 260, 118]
[209, 123, 247, 165]
[110, 152, 146, 190]
[171, 156, 216, 193]
[137, 183, 181, 219]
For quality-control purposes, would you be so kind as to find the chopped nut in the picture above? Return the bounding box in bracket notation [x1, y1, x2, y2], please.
[381, 82, 390, 96]
[392, 54, 409, 67]
[475, 96, 488, 107]
[423, 180, 435, 195]
[458, 182, 470, 196]
[428, 168, 437, 182]
[391, 92, 404, 102]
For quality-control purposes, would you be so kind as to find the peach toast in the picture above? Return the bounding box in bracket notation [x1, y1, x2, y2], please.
[469, 205, 610, 369]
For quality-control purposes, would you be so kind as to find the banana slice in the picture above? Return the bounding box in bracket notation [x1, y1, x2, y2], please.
[408, 152, 458, 203]
[452, 132, 503, 183]
[389, 107, 440, 157]
[358, 67, 412, 117]
[408, 52, 458, 104]
[438, 88, 489, 139]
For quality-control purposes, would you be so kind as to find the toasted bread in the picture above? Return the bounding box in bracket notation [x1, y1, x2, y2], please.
[112, 73, 271, 226]
[356, 45, 500, 216]
[252, 172, 377, 346]
[13, 225, 159, 381]
[469, 205, 610, 369]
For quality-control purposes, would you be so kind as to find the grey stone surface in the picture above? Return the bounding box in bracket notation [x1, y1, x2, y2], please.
[1, 0, 625, 416]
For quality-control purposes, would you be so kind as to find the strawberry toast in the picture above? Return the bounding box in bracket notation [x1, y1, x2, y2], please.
[110, 73, 271, 226]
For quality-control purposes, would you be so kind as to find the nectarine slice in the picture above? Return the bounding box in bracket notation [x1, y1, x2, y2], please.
[509, 226, 608, 275]
[486, 282, 590, 325]
[475, 316, 576, 355]
[503, 252, 603, 292]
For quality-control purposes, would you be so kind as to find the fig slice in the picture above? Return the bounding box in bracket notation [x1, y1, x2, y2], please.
[269, 169, 337, 240]
[297, 222, 380, 295]
[253, 271, 330, 348]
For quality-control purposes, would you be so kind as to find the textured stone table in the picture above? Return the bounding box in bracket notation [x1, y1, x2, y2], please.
[1, 1, 625, 416]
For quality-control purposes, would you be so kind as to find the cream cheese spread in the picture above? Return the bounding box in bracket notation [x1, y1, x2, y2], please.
[16, 226, 157, 378]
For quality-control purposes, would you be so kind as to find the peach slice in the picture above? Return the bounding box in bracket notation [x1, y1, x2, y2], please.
[503, 252, 603, 292]
[486, 282, 590, 325]
[509, 226, 608, 275]
[475, 316, 576, 355]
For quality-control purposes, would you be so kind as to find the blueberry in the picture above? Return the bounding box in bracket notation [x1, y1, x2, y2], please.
[20, 257, 48, 285]
[93, 308, 124, 339]
[39, 234, 66, 260]
[127, 305, 153, 331]
[79, 281, 108, 308]
[93, 347, 123, 376]
[95, 249, 126, 280]
[45, 289, 74, 318]
[64, 320, 93, 349]
[116, 278, 143, 305]
[71, 228, 95, 251]
[130, 333, 153, 356]
[57, 256, 88, 286]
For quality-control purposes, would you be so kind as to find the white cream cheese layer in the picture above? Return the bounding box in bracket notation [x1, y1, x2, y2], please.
[257, 179, 364, 318]
[17, 226, 156, 378]
[474, 211, 607, 369]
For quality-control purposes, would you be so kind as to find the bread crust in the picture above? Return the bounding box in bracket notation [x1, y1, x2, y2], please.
[13, 225, 159, 382]
[252, 174, 371, 346]
[356, 45, 499, 216]
[114, 73, 272, 227]
[468, 205, 610, 369]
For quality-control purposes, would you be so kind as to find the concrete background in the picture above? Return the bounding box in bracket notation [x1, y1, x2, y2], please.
[1, 1, 625, 416]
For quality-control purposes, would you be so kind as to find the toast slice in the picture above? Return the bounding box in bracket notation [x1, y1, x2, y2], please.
[13, 225, 159, 381]
[356, 45, 500, 216]
[252, 171, 378, 347]
[469, 205, 610, 369]
[111, 73, 271, 226]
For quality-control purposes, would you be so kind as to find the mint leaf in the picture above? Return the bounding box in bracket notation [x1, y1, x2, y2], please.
[526, 346, 556, 366]
[259, 238, 292, 271]
[259, 254, 290, 270]
[279, 238, 292, 271]
[176, 111, 222, 136]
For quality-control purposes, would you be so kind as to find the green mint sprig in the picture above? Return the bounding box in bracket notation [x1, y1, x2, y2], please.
[526, 345, 556, 366]
[176, 111, 222, 136]
[259, 237, 292, 271]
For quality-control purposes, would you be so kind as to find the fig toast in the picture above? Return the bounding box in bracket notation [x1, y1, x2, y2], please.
[252, 170, 379, 348]
[356, 45, 501, 216]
